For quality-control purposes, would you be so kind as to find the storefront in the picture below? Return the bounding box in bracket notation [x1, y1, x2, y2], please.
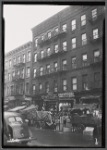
[58, 92, 75, 111]
[32, 95, 43, 110]
[43, 93, 59, 111]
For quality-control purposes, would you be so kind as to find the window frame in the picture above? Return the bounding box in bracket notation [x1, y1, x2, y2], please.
[81, 14, 86, 26]
[72, 37, 76, 49]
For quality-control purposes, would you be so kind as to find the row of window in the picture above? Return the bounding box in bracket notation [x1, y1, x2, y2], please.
[5, 71, 101, 97]
[34, 28, 100, 62]
[34, 8, 101, 47]
[33, 49, 101, 77]
[5, 51, 31, 68]
[6, 48, 101, 82]
[32, 72, 101, 94]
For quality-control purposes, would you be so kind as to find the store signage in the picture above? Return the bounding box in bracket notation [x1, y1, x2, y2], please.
[58, 92, 74, 98]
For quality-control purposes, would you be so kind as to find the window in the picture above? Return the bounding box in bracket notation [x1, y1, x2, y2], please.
[62, 60, 67, 70]
[45, 82, 49, 93]
[33, 85, 36, 94]
[34, 53, 37, 62]
[27, 51, 31, 61]
[71, 19, 76, 31]
[47, 31, 51, 39]
[62, 79, 67, 92]
[93, 28, 99, 39]
[46, 64, 50, 74]
[23, 54, 25, 63]
[18, 56, 21, 64]
[82, 33, 87, 45]
[12, 71, 15, 78]
[26, 67, 30, 77]
[35, 38, 38, 47]
[82, 75, 88, 90]
[54, 62, 58, 72]
[41, 35, 44, 41]
[55, 27, 59, 34]
[33, 69, 36, 78]
[21, 68, 24, 78]
[92, 8, 97, 19]
[81, 14, 86, 26]
[54, 44, 59, 53]
[54, 80, 58, 92]
[71, 57, 77, 69]
[40, 67, 43, 76]
[9, 60, 12, 67]
[94, 72, 101, 87]
[63, 41, 67, 51]
[8, 73, 11, 81]
[17, 70, 20, 76]
[94, 50, 100, 62]
[39, 83, 42, 91]
[41, 51, 44, 59]
[13, 58, 16, 65]
[82, 54, 88, 66]
[62, 24, 67, 32]
[47, 48, 51, 56]
[26, 83, 29, 94]
[71, 77, 77, 91]
[72, 38, 76, 49]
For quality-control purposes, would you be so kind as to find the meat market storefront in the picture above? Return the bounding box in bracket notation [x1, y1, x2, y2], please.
[58, 92, 75, 111]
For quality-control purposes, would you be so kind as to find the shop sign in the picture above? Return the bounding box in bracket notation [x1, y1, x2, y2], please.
[58, 92, 74, 98]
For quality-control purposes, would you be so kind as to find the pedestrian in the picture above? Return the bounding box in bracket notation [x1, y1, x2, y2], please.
[93, 125, 99, 146]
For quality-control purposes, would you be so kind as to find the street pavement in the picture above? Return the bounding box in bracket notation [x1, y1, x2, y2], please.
[27, 127, 101, 147]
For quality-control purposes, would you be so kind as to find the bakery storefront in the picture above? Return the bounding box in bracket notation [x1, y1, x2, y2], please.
[58, 92, 75, 111]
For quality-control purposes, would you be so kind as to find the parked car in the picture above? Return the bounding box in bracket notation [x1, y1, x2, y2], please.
[3, 111, 36, 147]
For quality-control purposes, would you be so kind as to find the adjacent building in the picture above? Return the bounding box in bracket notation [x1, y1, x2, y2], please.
[31, 5, 105, 111]
[4, 42, 32, 109]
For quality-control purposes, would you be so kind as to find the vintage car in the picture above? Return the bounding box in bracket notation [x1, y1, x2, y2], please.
[3, 111, 36, 146]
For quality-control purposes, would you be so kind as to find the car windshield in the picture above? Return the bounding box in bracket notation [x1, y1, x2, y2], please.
[8, 116, 23, 123]
[15, 116, 23, 123]
[8, 117, 16, 123]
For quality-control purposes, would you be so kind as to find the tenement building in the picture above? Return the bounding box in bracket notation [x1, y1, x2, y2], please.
[31, 6, 105, 111]
[4, 42, 32, 109]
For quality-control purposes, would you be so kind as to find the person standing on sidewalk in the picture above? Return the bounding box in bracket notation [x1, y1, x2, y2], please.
[93, 125, 99, 146]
